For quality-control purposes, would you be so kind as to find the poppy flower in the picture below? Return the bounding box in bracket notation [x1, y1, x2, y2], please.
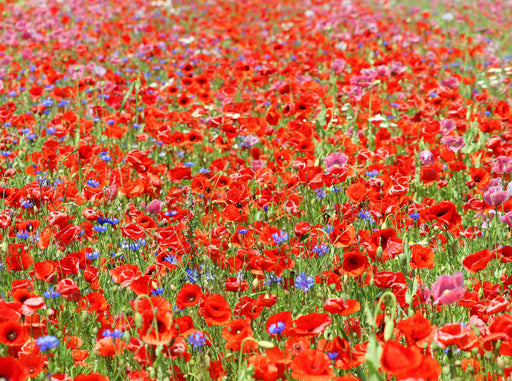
[0, 321, 29, 346]
[0, 356, 27, 381]
[290, 349, 334, 381]
[396, 310, 435, 346]
[248, 352, 285, 381]
[222, 319, 257, 352]
[323, 298, 361, 316]
[287, 313, 332, 337]
[176, 284, 203, 310]
[434, 324, 478, 350]
[381, 341, 424, 380]
[431, 272, 465, 305]
[341, 251, 368, 276]
[410, 244, 435, 269]
[494, 100, 512, 120]
[201, 294, 232, 326]
[462, 249, 494, 273]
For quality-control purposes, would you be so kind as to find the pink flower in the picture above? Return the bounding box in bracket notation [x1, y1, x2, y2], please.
[441, 135, 465, 152]
[431, 272, 465, 305]
[103, 185, 118, 200]
[440, 119, 456, 135]
[500, 212, 512, 228]
[146, 200, 164, 215]
[323, 152, 348, 172]
[331, 58, 346, 74]
[492, 156, 512, 174]
[483, 183, 510, 207]
[419, 150, 435, 166]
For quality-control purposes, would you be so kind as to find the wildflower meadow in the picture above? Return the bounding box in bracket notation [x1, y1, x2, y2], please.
[1, 0, 512, 379]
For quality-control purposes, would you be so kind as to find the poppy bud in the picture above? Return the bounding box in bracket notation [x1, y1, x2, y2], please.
[383, 317, 394, 341]
[497, 357, 506, 370]
[134, 312, 143, 329]
[258, 340, 275, 349]
[123, 331, 131, 342]
[376, 246, 383, 259]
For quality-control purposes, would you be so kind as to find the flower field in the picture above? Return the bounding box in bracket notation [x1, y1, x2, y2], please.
[1, 0, 512, 379]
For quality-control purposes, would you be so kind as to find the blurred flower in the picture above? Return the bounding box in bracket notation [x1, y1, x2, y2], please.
[419, 150, 435, 166]
[146, 199, 164, 215]
[323, 152, 348, 172]
[36, 335, 60, 351]
[431, 272, 464, 305]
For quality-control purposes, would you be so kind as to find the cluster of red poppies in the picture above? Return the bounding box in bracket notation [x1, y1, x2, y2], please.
[1, 0, 512, 379]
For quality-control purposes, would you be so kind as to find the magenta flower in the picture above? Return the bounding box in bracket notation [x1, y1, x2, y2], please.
[323, 152, 348, 172]
[483, 183, 510, 207]
[146, 200, 165, 215]
[331, 58, 346, 74]
[500, 212, 512, 228]
[431, 272, 465, 305]
[419, 150, 435, 166]
[440, 119, 456, 135]
[492, 156, 512, 174]
[441, 135, 466, 153]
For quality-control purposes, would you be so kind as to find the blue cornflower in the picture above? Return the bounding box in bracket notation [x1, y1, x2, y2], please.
[188, 332, 206, 350]
[272, 231, 289, 245]
[323, 224, 334, 234]
[37, 335, 60, 351]
[94, 225, 108, 233]
[1, 150, 11, 157]
[86, 250, 100, 260]
[295, 273, 314, 292]
[313, 244, 329, 256]
[151, 287, 165, 295]
[184, 161, 195, 167]
[366, 169, 379, 177]
[358, 210, 374, 223]
[21, 200, 34, 208]
[16, 230, 30, 240]
[268, 321, 285, 335]
[164, 255, 178, 265]
[186, 269, 199, 283]
[314, 188, 326, 199]
[99, 152, 111, 162]
[328, 352, 338, 360]
[410, 211, 420, 220]
[199, 167, 210, 174]
[237, 228, 248, 235]
[43, 287, 61, 299]
[263, 274, 282, 286]
[86, 179, 100, 187]
[103, 329, 123, 339]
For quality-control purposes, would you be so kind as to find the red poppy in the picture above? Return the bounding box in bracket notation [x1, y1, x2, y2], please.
[396, 310, 435, 346]
[381, 340, 424, 380]
[434, 324, 478, 350]
[410, 245, 435, 269]
[324, 298, 361, 316]
[222, 319, 257, 352]
[345, 183, 367, 204]
[287, 313, 332, 337]
[0, 321, 29, 346]
[462, 249, 494, 273]
[176, 284, 203, 310]
[341, 251, 368, 276]
[494, 100, 512, 120]
[201, 294, 232, 326]
[5, 244, 33, 272]
[290, 349, 334, 381]
[248, 352, 286, 381]
[0, 356, 27, 381]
